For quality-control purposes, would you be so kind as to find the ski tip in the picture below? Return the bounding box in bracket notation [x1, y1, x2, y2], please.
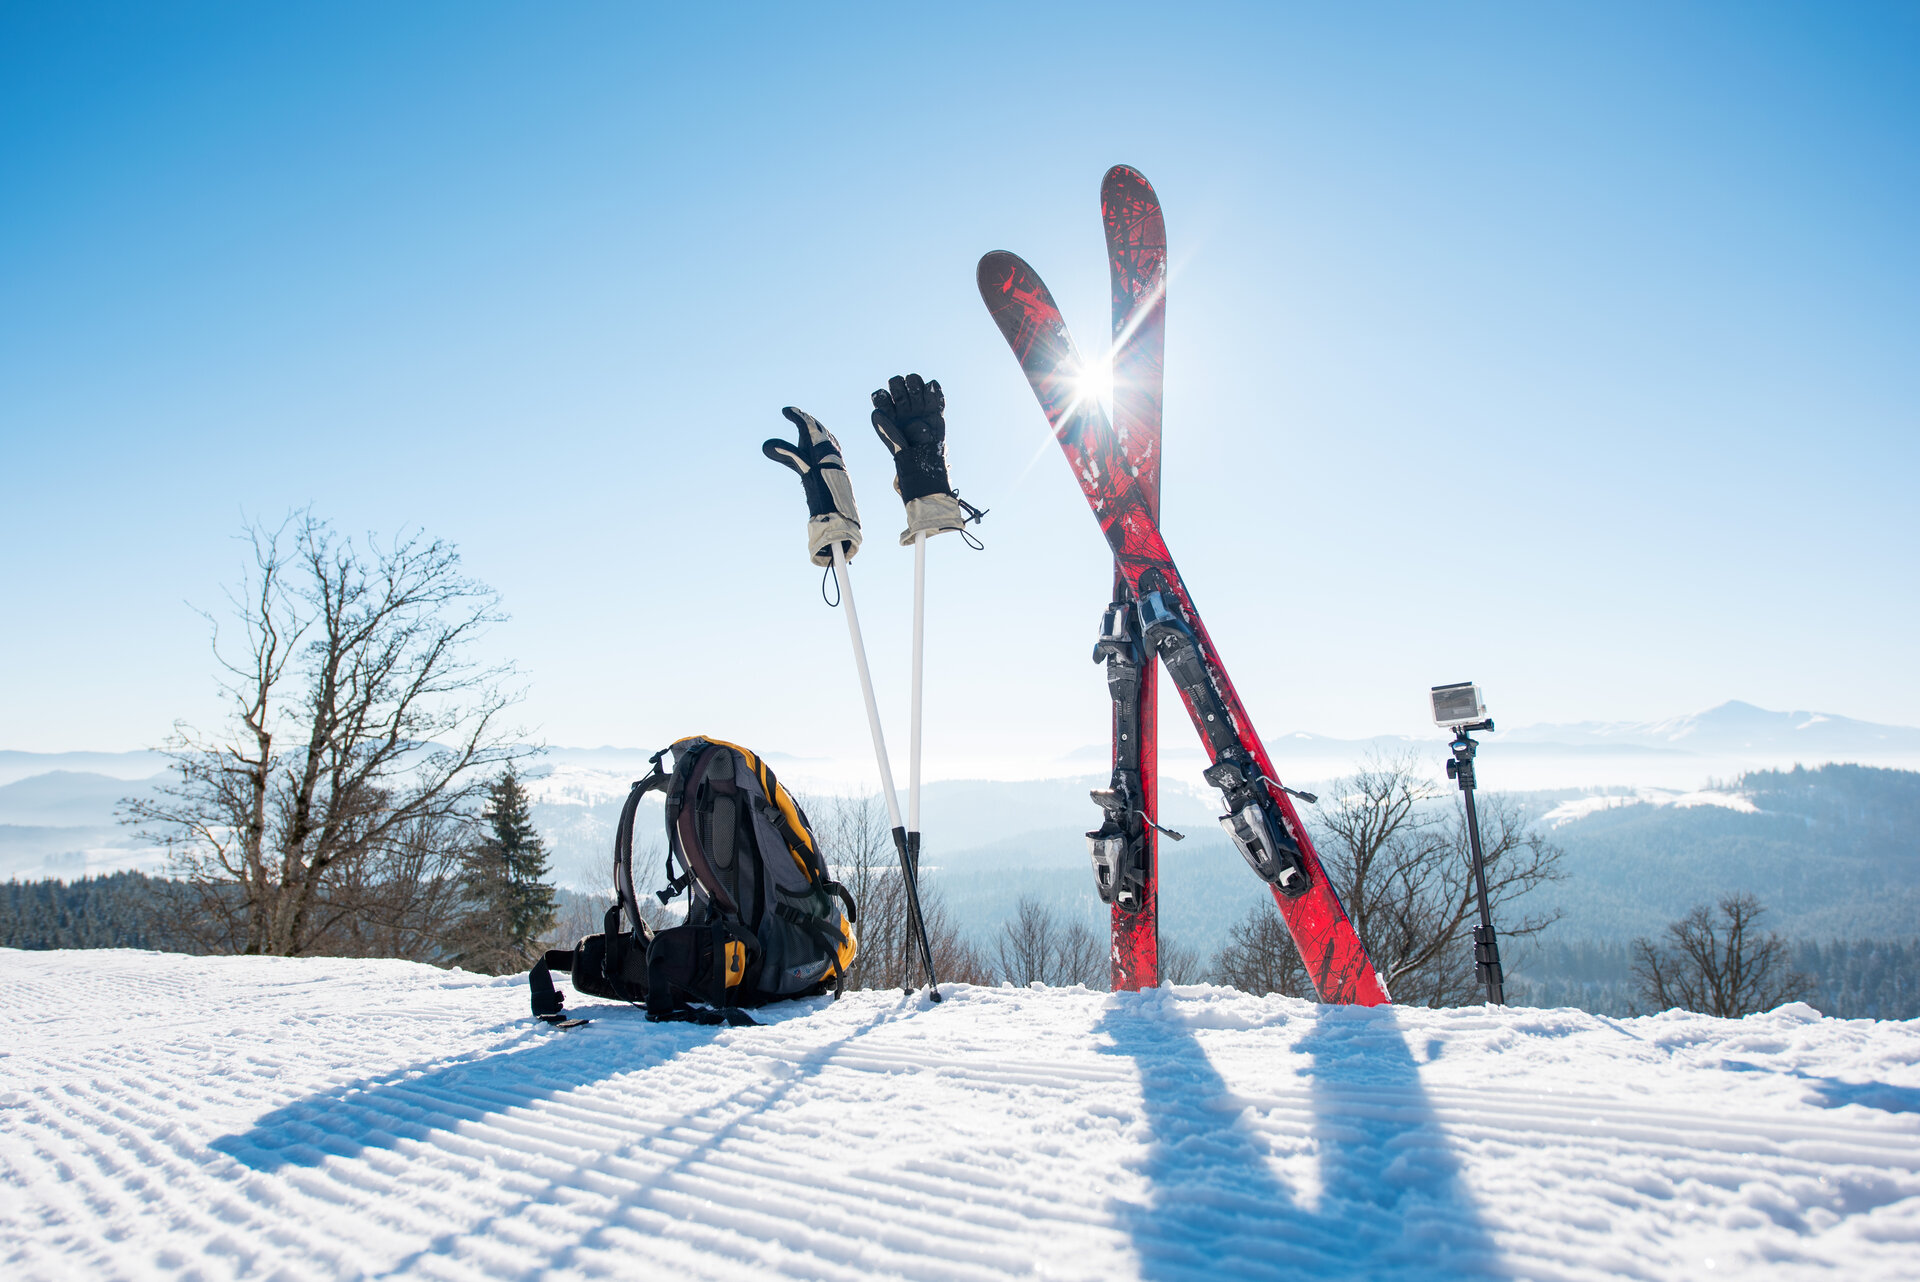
[1101, 164, 1157, 197]
[975, 249, 1026, 287]
[976, 251, 1052, 313]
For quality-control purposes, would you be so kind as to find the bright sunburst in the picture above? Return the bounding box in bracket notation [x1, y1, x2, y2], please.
[1068, 353, 1114, 416]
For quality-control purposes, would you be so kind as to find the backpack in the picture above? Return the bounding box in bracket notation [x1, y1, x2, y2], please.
[529, 736, 858, 1026]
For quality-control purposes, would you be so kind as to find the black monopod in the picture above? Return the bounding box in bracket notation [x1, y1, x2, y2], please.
[1431, 682, 1504, 1005]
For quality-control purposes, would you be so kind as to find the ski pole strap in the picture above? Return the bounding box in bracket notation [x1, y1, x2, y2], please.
[955, 494, 989, 549]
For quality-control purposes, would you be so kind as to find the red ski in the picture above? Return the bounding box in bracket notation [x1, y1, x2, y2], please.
[1100, 165, 1166, 991]
[977, 246, 1390, 1006]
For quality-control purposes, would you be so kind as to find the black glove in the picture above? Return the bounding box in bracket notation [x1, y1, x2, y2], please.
[871, 374, 951, 502]
[763, 407, 862, 566]
[871, 374, 967, 544]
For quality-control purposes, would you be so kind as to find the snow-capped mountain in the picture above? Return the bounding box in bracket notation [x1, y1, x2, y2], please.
[1502, 700, 1920, 756]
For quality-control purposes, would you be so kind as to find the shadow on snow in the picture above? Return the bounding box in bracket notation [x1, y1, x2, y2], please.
[211, 997, 895, 1175]
[1097, 998, 1500, 1280]
[213, 986, 1500, 1278]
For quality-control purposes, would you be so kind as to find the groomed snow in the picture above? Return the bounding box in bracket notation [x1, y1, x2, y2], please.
[3, 950, 1917, 1280]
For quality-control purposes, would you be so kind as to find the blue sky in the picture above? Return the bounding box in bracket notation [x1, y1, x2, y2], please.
[2, 3, 1915, 773]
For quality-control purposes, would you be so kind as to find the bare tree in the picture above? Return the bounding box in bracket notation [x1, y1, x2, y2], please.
[807, 793, 988, 990]
[923, 898, 991, 987]
[1209, 902, 1312, 998]
[1054, 918, 1107, 988]
[1311, 753, 1564, 1006]
[1632, 893, 1815, 1016]
[320, 808, 472, 960]
[125, 514, 525, 958]
[543, 890, 606, 951]
[1158, 936, 1205, 986]
[989, 896, 1109, 989]
[995, 896, 1060, 986]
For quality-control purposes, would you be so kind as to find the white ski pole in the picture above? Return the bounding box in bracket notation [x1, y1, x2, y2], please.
[908, 536, 928, 830]
[831, 539, 941, 1000]
[906, 529, 928, 981]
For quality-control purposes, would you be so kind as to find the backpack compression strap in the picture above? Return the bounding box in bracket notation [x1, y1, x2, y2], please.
[600, 902, 643, 1003]
[773, 901, 855, 998]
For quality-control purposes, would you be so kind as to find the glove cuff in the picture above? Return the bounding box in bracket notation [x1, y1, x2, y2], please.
[807, 513, 863, 567]
[898, 494, 966, 545]
[895, 446, 952, 504]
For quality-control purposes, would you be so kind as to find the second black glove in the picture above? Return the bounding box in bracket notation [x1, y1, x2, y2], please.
[871, 373, 966, 544]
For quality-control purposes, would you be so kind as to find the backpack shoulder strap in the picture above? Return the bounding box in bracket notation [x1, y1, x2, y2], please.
[662, 739, 744, 917]
[614, 747, 674, 931]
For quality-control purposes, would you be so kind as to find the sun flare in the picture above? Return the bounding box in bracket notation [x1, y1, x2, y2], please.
[1067, 353, 1114, 416]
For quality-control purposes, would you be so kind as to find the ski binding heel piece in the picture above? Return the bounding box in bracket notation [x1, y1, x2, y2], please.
[1091, 602, 1134, 662]
[1087, 787, 1148, 913]
[1219, 798, 1311, 897]
[1134, 589, 1180, 636]
[1204, 753, 1310, 895]
[1086, 828, 1141, 911]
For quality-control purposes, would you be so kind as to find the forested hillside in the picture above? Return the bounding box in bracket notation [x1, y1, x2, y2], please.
[1542, 765, 1920, 939]
[0, 872, 194, 952]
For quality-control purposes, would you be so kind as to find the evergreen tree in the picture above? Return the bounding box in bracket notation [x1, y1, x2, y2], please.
[449, 766, 557, 974]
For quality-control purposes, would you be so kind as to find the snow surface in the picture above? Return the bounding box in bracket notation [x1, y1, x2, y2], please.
[4, 951, 1918, 1280]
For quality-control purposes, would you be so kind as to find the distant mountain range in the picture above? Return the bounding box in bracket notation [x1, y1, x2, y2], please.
[1056, 701, 1920, 761]
[0, 750, 169, 788]
[6, 701, 1919, 886]
[1500, 701, 1920, 756]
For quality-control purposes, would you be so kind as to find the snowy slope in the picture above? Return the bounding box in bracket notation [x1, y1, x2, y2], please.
[1539, 786, 1762, 827]
[3, 951, 1918, 1280]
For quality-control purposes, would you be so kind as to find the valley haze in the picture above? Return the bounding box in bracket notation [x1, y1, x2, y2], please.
[6, 699, 1918, 892]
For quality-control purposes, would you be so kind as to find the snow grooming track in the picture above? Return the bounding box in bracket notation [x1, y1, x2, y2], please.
[2, 951, 1917, 1281]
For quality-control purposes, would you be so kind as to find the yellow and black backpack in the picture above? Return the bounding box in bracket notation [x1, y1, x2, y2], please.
[530, 737, 857, 1026]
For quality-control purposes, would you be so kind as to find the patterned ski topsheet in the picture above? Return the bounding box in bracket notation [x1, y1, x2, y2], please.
[976, 248, 1390, 1006]
[1101, 165, 1166, 992]
[1103, 165, 1167, 523]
